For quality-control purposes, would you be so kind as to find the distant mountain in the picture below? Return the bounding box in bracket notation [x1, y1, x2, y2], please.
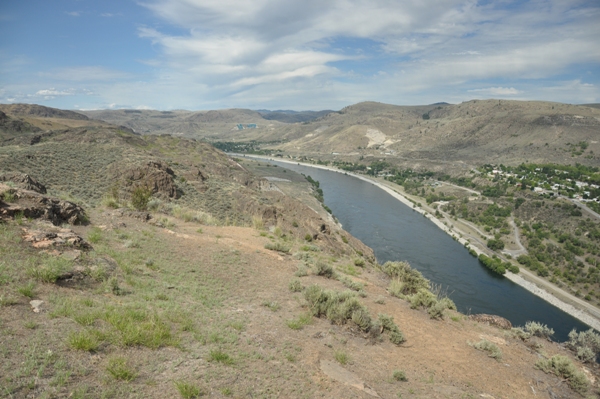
[256, 100, 600, 172]
[257, 109, 334, 123]
[0, 103, 89, 120]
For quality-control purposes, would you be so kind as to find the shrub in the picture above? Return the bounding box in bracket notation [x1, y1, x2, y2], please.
[130, 185, 152, 211]
[486, 239, 505, 251]
[470, 339, 502, 360]
[392, 370, 407, 382]
[381, 261, 429, 295]
[304, 285, 372, 332]
[566, 329, 600, 363]
[288, 279, 303, 292]
[264, 242, 291, 253]
[26, 257, 71, 283]
[378, 313, 405, 345]
[315, 262, 335, 278]
[535, 355, 589, 394]
[524, 321, 554, 339]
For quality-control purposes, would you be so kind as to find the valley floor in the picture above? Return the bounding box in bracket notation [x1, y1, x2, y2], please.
[242, 155, 600, 333]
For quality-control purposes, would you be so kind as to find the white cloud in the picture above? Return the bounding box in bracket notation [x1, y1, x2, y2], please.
[66, 11, 81, 17]
[468, 87, 522, 96]
[35, 88, 75, 97]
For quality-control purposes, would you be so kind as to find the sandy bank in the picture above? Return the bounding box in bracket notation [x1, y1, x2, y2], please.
[238, 154, 600, 332]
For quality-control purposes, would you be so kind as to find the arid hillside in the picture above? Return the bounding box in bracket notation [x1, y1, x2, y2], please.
[1, 105, 600, 398]
[263, 100, 600, 172]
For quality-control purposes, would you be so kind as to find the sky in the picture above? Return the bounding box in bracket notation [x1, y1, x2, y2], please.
[1, 0, 599, 111]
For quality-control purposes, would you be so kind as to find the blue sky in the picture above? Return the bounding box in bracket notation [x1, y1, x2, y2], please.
[1, 0, 599, 111]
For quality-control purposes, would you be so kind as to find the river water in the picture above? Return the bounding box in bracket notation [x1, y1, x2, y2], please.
[267, 160, 590, 342]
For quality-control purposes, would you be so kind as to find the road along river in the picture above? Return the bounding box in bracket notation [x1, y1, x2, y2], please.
[244, 156, 597, 342]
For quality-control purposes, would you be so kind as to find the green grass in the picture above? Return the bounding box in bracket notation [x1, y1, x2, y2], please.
[26, 256, 72, 283]
[286, 313, 313, 330]
[393, 370, 408, 382]
[67, 330, 100, 352]
[106, 357, 137, 381]
[334, 350, 349, 365]
[535, 355, 589, 394]
[208, 349, 234, 365]
[87, 227, 103, 244]
[175, 380, 203, 398]
[17, 281, 36, 298]
[262, 300, 281, 311]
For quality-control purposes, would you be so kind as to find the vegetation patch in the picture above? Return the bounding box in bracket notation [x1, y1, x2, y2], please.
[535, 355, 589, 394]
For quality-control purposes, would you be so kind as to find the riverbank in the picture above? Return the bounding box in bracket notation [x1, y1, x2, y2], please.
[238, 154, 600, 332]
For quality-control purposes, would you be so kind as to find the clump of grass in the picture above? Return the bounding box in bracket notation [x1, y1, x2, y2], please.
[2, 190, 17, 203]
[381, 261, 429, 295]
[535, 355, 589, 394]
[264, 242, 291, 253]
[175, 380, 203, 399]
[17, 281, 36, 298]
[288, 279, 303, 292]
[0, 290, 13, 304]
[208, 349, 234, 365]
[393, 370, 407, 382]
[106, 357, 137, 382]
[68, 330, 100, 352]
[262, 300, 280, 312]
[87, 227, 103, 244]
[252, 215, 264, 230]
[286, 313, 313, 330]
[26, 256, 71, 283]
[334, 350, 349, 365]
[469, 339, 502, 360]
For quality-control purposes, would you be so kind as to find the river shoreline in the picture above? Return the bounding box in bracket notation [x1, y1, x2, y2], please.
[236, 154, 600, 332]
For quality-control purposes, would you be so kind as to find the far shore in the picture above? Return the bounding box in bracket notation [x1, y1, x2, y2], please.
[236, 153, 600, 333]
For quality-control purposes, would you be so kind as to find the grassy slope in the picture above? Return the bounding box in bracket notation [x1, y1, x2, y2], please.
[0, 106, 597, 398]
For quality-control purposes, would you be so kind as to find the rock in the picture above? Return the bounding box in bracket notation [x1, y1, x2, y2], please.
[0, 172, 46, 193]
[0, 183, 87, 225]
[469, 314, 512, 330]
[30, 300, 44, 313]
[22, 226, 91, 250]
[120, 160, 179, 199]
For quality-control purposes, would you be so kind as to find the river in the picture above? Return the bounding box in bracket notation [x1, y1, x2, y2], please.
[266, 160, 590, 342]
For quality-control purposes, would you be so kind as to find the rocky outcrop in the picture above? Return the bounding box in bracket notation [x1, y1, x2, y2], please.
[469, 314, 513, 330]
[121, 160, 179, 198]
[21, 224, 90, 250]
[0, 172, 47, 193]
[0, 183, 87, 225]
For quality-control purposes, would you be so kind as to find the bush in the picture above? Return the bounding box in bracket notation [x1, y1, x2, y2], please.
[264, 242, 291, 253]
[130, 185, 152, 211]
[525, 321, 554, 339]
[288, 279, 303, 292]
[470, 339, 502, 360]
[381, 261, 429, 295]
[535, 355, 589, 394]
[392, 370, 407, 382]
[378, 313, 405, 345]
[304, 285, 372, 332]
[566, 329, 600, 363]
[477, 254, 506, 275]
[315, 262, 334, 278]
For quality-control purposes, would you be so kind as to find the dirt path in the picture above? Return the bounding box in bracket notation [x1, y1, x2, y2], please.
[503, 217, 527, 257]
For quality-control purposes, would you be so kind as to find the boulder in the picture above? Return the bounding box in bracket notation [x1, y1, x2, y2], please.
[469, 314, 512, 330]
